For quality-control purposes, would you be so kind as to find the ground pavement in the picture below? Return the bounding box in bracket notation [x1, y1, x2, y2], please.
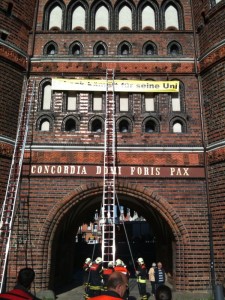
[55, 279, 212, 300]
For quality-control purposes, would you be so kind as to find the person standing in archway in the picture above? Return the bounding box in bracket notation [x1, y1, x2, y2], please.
[88, 257, 103, 297]
[148, 262, 156, 296]
[136, 258, 148, 300]
[154, 262, 166, 291]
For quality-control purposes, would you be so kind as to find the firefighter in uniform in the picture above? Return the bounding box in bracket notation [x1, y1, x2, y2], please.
[102, 261, 114, 290]
[88, 257, 103, 298]
[136, 257, 148, 300]
[114, 259, 129, 299]
[83, 257, 92, 299]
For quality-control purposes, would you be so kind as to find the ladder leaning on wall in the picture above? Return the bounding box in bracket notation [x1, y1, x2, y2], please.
[101, 69, 116, 265]
[0, 79, 35, 293]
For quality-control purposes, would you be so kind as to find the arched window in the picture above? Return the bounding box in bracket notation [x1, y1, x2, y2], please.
[119, 119, 130, 133]
[118, 42, 132, 55]
[119, 5, 132, 30]
[69, 42, 83, 55]
[72, 5, 86, 30]
[165, 5, 178, 29]
[142, 5, 155, 30]
[95, 5, 109, 30]
[143, 42, 157, 55]
[170, 117, 186, 133]
[41, 82, 52, 110]
[40, 119, 50, 131]
[91, 119, 103, 132]
[65, 118, 76, 132]
[48, 5, 62, 30]
[94, 42, 107, 55]
[44, 42, 58, 55]
[162, 1, 184, 30]
[168, 41, 182, 56]
[144, 119, 158, 133]
[173, 121, 182, 133]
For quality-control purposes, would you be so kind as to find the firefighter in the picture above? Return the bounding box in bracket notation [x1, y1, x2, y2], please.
[83, 257, 92, 299]
[114, 259, 129, 278]
[136, 257, 148, 300]
[102, 261, 115, 290]
[88, 257, 103, 297]
[114, 259, 129, 299]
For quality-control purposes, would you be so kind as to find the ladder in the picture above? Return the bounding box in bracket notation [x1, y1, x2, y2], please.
[0, 79, 35, 292]
[101, 70, 116, 265]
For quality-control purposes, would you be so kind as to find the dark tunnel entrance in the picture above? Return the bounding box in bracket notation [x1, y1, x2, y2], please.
[51, 191, 175, 292]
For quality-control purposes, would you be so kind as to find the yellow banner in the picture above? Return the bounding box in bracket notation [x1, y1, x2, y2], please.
[52, 78, 179, 92]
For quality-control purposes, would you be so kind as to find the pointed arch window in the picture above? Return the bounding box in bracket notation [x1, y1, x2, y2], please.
[144, 119, 159, 133]
[72, 5, 85, 30]
[143, 42, 157, 55]
[118, 42, 132, 55]
[69, 42, 83, 55]
[48, 5, 62, 30]
[142, 5, 155, 30]
[95, 5, 109, 30]
[119, 5, 132, 30]
[168, 42, 182, 56]
[165, 5, 179, 29]
[94, 42, 107, 55]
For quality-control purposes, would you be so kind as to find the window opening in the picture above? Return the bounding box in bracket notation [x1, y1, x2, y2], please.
[145, 120, 156, 133]
[121, 45, 129, 55]
[46, 44, 56, 55]
[65, 119, 76, 131]
[145, 93, 155, 111]
[96, 45, 106, 55]
[40, 119, 50, 131]
[171, 92, 180, 111]
[67, 92, 77, 110]
[95, 5, 109, 30]
[119, 5, 132, 30]
[93, 92, 103, 111]
[173, 121, 182, 133]
[72, 44, 81, 55]
[119, 93, 129, 111]
[169, 44, 180, 56]
[165, 5, 179, 29]
[142, 5, 155, 29]
[72, 6, 85, 30]
[119, 120, 129, 133]
[92, 119, 102, 132]
[42, 83, 52, 110]
[48, 5, 62, 30]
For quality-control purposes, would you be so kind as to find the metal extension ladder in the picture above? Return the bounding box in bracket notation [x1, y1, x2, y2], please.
[0, 79, 35, 292]
[101, 70, 116, 265]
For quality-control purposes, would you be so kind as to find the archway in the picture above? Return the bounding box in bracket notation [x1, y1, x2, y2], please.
[39, 182, 189, 290]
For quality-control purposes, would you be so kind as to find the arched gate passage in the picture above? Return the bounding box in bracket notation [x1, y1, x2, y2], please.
[38, 182, 189, 291]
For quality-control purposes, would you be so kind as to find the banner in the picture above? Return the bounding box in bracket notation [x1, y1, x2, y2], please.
[52, 78, 179, 92]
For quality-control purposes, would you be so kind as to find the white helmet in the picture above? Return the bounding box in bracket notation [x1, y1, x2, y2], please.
[115, 259, 123, 266]
[85, 257, 92, 264]
[95, 257, 102, 264]
[137, 257, 144, 264]
[108, 261, 114, 268]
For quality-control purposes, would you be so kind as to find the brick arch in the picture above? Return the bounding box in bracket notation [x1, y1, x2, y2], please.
[38, 181, 190, 288]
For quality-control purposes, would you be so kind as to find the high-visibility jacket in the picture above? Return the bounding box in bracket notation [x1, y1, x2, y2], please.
[0, 287, 39, 300]
[114, 266, 129, 278]
[89, 290, 123, 299]
[102, 268, 114, 288]
[136, 264, 147, 283]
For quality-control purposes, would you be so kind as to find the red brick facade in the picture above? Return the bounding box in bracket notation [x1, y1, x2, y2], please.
[1, 0, 225, 296]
